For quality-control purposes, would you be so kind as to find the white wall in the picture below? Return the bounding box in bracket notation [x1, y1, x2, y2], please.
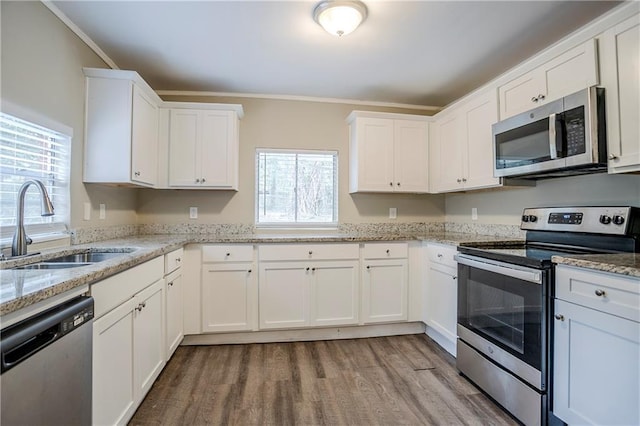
[1, 1, 138, 230]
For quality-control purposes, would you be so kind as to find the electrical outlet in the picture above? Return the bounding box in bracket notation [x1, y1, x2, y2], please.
[472, 207, 478, 221]
[83, 202, 91, 221]
[99, 204, 106, 220]
[189, 207, 198, 219]
[389, 207, 397, 219]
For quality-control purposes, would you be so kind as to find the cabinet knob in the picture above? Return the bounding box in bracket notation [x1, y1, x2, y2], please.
[437, 253, 443, 258]
[195, 178, 200, 183]
[176, 257, 181, 262]
[201, 178, 206, 183]
[462, 178, 467, 182]
[386, 249, 390, 254]
[248, 269, 252, 273]
[134, 171, 141, 177]
[594, 289, 606, 297]
[531, 96, 539, 103]
[226, 253, 231, 257]
[452, 276, 457, 280]
[306, 267, 310, 271]
[457, 178, 462, 183]
[311, 267, 316, 271]
[397, 182, 400, 186]
[308, 251, 313, 255]
[389, 182, 393, 186]
[168, 281, 174, 287]
[609, 154, 619, 160]
[555, 314, 565, 321]
[366, 265, 370, 270]
[538, 94, 545, 100]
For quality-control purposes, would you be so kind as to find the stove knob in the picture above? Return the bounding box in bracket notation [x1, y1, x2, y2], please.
[522, 215, 530, 223]
[613, 215, 625, 226]
[599, 215, 612, 225]
[528, 215, 537, 223]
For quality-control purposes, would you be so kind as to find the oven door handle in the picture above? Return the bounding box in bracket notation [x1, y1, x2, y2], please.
[455, 254, 542, 284]
[549, 112, 558, 160]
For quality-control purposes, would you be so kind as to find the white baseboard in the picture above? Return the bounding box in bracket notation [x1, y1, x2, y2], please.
[181, 321, 426, 345]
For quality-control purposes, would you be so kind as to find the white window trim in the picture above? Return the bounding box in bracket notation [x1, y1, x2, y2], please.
[0, 101, 72, 246]
[255, 148, 339, 228]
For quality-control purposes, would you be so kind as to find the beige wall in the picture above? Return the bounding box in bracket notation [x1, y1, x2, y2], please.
[138, 96, 445, 225]
[1, 1, 138, 230]
[445, 173, 640, 225]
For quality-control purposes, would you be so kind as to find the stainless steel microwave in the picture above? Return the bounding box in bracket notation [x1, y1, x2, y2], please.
[492, 87, 607, 179]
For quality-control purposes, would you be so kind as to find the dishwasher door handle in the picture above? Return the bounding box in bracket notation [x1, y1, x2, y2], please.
[1, 327, 59, 371]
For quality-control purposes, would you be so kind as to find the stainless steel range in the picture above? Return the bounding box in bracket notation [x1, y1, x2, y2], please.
[455, 206, 640, 426]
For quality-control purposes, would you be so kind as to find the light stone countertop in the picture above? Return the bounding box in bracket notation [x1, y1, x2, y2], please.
[3, 231, 637, 318]
[552, 253, 640, 278]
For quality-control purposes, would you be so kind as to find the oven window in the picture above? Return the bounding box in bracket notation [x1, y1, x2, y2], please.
[458, 265, 544, 370]
[468, 282, 525, 353]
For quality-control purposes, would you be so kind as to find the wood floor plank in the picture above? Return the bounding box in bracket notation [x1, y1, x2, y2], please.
[129, 334, 519, 426]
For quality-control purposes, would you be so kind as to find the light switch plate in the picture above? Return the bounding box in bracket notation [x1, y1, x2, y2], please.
[472, 207, 478, 221]
[83, 202, 91, 221]
[389, 207, 397, 219]
[189, 207, 198, 219]
[99, 204, 106, 220]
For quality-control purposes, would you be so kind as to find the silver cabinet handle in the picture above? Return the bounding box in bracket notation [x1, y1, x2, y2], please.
[538, 94, 545, 100]
[609, 154, 619, 160]
[531, 96, 539, 103]
[555, 314, 565, 321]
[549, 113, 558, 160]
[595, 289, 606, 297]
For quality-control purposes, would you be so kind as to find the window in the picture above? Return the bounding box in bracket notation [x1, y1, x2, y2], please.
[256, 149, 338, 227]
[0, 112, 70, 240]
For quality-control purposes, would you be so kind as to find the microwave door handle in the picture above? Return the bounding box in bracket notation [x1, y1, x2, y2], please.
[549, 113, 558, 160]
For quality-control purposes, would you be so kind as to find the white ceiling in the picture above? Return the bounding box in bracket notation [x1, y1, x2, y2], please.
[51, 0, 620, 107]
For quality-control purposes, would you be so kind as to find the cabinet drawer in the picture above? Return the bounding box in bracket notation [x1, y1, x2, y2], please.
[258, 244, 359, 261]
[164, 248, 184, 275]
[202, 244, 253, 263]
[363, 242, 408, 259]
[426, 243, 458, 268]
[91, 256, 164, 319]
[556, 265, 640, 322]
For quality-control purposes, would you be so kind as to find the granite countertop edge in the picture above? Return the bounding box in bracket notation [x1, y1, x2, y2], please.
[2, 232, 637, 317]
[551, 254, 640, 278]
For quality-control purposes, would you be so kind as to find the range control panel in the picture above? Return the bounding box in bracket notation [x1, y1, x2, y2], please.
[521, 207, 638, 235]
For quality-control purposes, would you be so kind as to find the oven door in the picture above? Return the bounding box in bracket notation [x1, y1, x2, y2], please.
[456, 254, 547, 389]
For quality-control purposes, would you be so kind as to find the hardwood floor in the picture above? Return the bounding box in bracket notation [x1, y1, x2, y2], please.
[130, 334, 518, 425]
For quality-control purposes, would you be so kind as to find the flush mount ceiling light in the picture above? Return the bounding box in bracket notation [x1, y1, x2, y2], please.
[313, 0, 368, 37]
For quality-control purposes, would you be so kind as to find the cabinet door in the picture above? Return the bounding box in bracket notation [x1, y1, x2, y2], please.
[601, 13, 640, 174]
[168, 109, 200, 187]
[259, 262, 309, 329]
[165, 271, 183, 359]
[362, 259, 408, 323]
[393, 120, 429, 193]
[133, 280, 165, 402]
[433, 113, 465, 192]
[131, 84, 159, 186]
[351, 117, 395, 192]
[553, 299, 639, 425]
[498, 70, 545, 119]
[310, 260, 359, 327]
[425, 262, 458, 344]
[202, 263, 255, 332]
[201, 110, 238, 189]
[463, 90, 501, 190]
[93, 299, 137, 426]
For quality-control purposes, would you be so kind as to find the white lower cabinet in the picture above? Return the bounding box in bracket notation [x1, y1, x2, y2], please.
[165, 268, 183, 358]
[202, 263, 256, 332]
[91, 257, 165, 426]
[424, 243, 458, 355]
[553, 265, 640, 425]
[361, 243, 409, 324]
[258, 244, 360, 330]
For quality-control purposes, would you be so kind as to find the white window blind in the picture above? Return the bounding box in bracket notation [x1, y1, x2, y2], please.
[256, 149, 338, 226]
[0, 112, 70, 239]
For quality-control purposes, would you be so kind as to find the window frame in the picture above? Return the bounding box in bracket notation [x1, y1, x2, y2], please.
[255, 148, 339, 229]
[0, 103, 72, 245]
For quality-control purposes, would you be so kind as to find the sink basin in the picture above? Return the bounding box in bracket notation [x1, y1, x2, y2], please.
[46, 252, 128, 263]
[14, 262, 93, 270]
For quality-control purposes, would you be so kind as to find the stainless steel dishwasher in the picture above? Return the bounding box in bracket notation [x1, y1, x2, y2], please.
[1, 295, 94, 425]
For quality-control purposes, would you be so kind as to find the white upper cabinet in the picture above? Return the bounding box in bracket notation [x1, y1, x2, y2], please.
[498, 40, 599, 120]
[348, 111, 429, 193]
[600, 12, 640, 174]
[163, 105, 242, 189]
[430, 89, 503, 193]
[84, 68, 160, 187]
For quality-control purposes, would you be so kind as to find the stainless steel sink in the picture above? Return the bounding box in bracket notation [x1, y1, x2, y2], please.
[46, 252, 127, 263]
[14, 263, 93, 270]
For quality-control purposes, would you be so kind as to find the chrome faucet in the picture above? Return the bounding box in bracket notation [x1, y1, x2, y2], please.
[12, 180, 55, 256]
